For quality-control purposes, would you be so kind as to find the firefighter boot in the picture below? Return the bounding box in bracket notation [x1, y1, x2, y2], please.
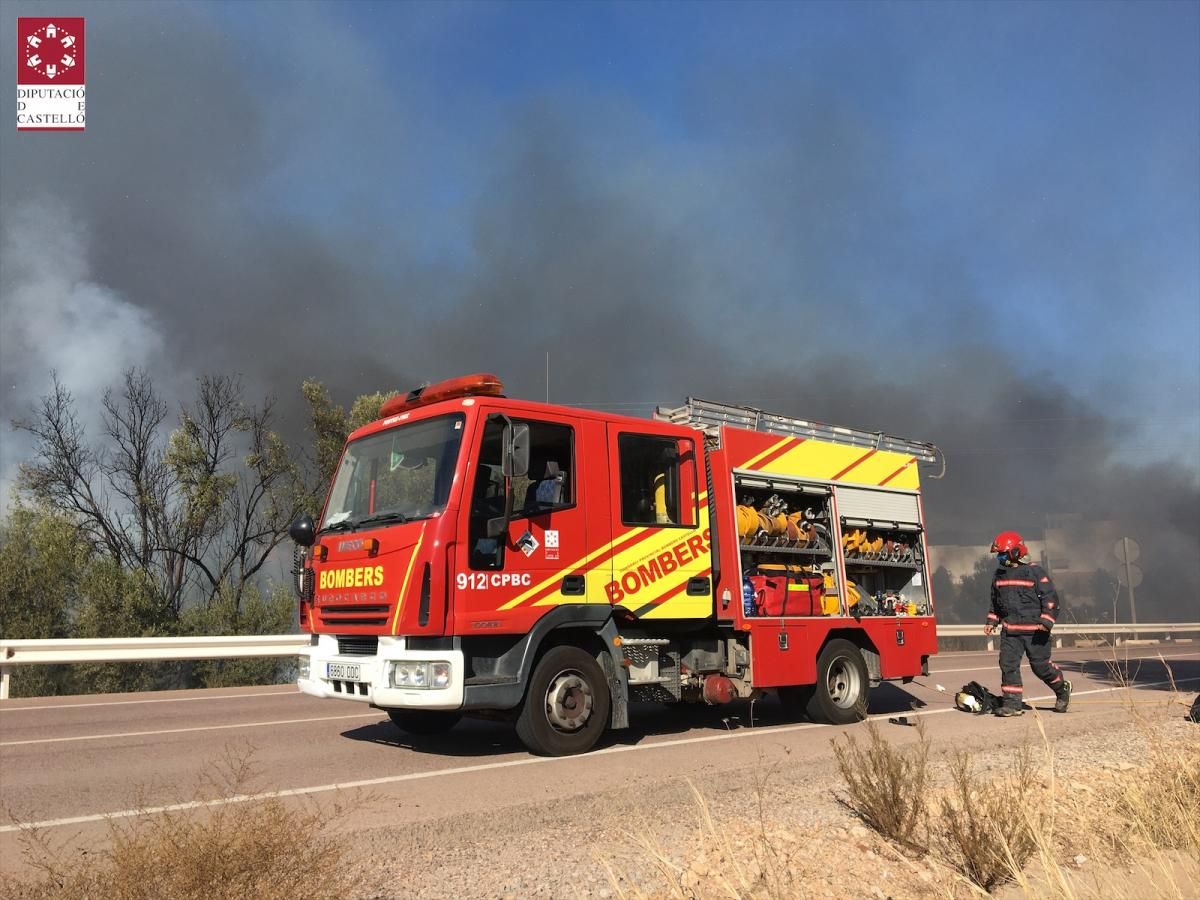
[994, 705, 1024, 717]
[1054, 680, 1072, 713]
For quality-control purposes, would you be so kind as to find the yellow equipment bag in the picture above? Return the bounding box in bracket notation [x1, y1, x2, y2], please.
[736, 505, 759, 539]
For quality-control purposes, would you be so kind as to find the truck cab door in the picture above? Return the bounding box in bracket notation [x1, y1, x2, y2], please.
[604, 425, 713, 619]
[455, 411, 597, 631]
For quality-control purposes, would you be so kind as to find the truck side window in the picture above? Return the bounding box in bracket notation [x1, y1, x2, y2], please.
[618, 434, 695, 527]
[468, 417, 575, 569]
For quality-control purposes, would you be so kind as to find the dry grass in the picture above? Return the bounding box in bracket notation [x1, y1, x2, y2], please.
[8, 747, 359, 900]
[930, 746, 1043, 893]
[832, 720, 931, 854]
[599, 754, 819, 900]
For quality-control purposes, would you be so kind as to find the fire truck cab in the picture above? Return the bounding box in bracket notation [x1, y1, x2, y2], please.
[293, 374, 941, 755]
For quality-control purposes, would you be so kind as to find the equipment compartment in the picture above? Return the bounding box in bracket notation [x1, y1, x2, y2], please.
[735, 475, 842, 616]
[840, 518, 930, 616]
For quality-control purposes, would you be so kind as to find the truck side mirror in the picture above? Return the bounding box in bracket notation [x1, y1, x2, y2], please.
[502, 423, 530, 478]
[289, 513, 316, 547]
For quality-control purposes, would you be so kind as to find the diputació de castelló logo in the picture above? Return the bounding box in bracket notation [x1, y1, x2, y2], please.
[17, 17, 86, 131]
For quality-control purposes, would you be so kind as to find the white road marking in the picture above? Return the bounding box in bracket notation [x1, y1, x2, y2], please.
[3, 652, 1191, 744]
[3, 650, 1185, 712]
[3, 675, 1194, 834]
[0, 712, 379, 748]
[931, 650, 1198, 676]
[0, 688, 301, 713]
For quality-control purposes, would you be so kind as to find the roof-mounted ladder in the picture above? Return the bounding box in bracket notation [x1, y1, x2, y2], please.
[654, 397, 941, 465]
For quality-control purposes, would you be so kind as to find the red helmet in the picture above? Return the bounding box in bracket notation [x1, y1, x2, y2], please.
[991, 530, 1028, 558]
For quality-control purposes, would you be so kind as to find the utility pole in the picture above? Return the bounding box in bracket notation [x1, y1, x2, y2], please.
[1122, 536, 1138, 630]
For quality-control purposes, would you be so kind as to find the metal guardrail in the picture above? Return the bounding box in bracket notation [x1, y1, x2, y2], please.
[0, 635, 309, 700]
[1, 626, 1195, 700]
[937, 622, 1200, 652]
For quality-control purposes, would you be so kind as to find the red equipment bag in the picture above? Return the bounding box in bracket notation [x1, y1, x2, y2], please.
[751, 572, 824, 616]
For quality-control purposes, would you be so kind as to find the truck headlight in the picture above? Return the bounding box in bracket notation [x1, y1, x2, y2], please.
[298, 655, 310, 679]
[431, 662, 451, 689]
[392, 662, 415, 687]
[390, 661, 452, 689]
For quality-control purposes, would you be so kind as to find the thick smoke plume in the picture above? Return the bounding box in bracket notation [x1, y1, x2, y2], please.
[1, 3, 1196, 620]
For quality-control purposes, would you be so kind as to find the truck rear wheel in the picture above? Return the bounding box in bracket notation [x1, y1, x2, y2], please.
[806, 639, 869, 725]
[386, 709, 462, 735]
[516, 645, 610, 756]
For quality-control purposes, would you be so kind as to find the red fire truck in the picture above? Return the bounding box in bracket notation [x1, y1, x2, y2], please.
[293, 374, 941, 755]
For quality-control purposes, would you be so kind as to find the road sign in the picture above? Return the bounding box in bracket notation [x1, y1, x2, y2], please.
[1117, 563, 1143, 588]
[1114, 538, 1140, 563]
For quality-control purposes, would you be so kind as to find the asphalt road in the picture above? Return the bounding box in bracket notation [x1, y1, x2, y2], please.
[1, 644, 1196, 874]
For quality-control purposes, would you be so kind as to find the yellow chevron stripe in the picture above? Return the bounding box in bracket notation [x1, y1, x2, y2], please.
[758, 441, 915, 486]
[522, 495, 711, 611]
[389, 532, 425, 634]
[838, 451, 902, 485]
[739, 436, 794, 470]
[881, 464, 920, 490]
[497, 529, 644, 611]
[641, 594, 713, 619]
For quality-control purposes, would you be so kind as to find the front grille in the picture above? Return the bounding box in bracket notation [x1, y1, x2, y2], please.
[337, 635, 379, 656]
[320, 605, 390, 627]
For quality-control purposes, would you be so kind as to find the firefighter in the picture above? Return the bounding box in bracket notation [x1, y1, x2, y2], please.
[983, 531, 1071, 716]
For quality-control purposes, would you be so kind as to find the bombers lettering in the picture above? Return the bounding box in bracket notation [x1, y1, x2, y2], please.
[606, 529, 711, 604]
[318, 565, 385, 590]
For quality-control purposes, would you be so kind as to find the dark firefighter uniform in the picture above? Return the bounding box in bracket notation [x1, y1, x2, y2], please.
[987, 563, 1069, 711]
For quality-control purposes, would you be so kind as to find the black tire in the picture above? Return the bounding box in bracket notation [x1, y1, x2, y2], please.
[386, 709, 462, 735]
[805, 639, 869, 725]
[778, 685, 816, 720]
[515, 645, 610, 756]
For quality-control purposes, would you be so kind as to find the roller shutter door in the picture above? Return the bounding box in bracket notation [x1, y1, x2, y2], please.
[835, 486, 920, 526]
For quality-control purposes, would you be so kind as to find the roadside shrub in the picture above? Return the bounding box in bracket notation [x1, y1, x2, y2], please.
[831, 720, 930, 854]
[931, 746, 1042, 892]
[10, 749, 357, 900]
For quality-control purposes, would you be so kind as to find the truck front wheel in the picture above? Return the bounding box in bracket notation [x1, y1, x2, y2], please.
[516, 645, 610, 756]
[806, 639, 869, 725]
[386, 709, 462, 735]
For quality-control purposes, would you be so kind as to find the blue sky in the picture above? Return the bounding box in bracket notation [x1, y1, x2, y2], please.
[230, 0, 1198, 448]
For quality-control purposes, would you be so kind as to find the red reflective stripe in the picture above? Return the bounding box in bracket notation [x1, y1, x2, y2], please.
[1039, 577, 1050, 583]
[996, 579, 1036, 587]
[879, 458, 917, 486]
[1005, 624, 1042, 631]
[1040, 614, 1056, 623]
[1048, 675, 1062, 685]
[987, 612, 1000, 620]
[755, 437, 805, 469]
[831, 449, 877, 481]
[1002, 686, 1024, 693]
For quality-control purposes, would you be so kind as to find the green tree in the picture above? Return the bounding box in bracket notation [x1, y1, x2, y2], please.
[301, 379, 396, 507]
[15, 370, 307, 630]
[930, 565, 962, 623]
[182, 581, 297, 687]
[0, 504, 90, 695]
[957, 555, 998, 623]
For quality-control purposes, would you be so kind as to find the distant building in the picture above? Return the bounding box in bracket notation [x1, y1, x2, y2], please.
[928, 515, 1126, 623]
[927, 541, 1046, 581]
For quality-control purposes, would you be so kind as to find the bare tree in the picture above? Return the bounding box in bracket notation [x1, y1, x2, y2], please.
[14, 369, 306, 625]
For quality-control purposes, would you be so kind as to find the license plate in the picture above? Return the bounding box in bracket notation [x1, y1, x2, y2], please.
[327, 662, 362, 681]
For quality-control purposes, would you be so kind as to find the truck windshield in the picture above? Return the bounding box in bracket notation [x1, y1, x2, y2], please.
[320, 414, 466, 532]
